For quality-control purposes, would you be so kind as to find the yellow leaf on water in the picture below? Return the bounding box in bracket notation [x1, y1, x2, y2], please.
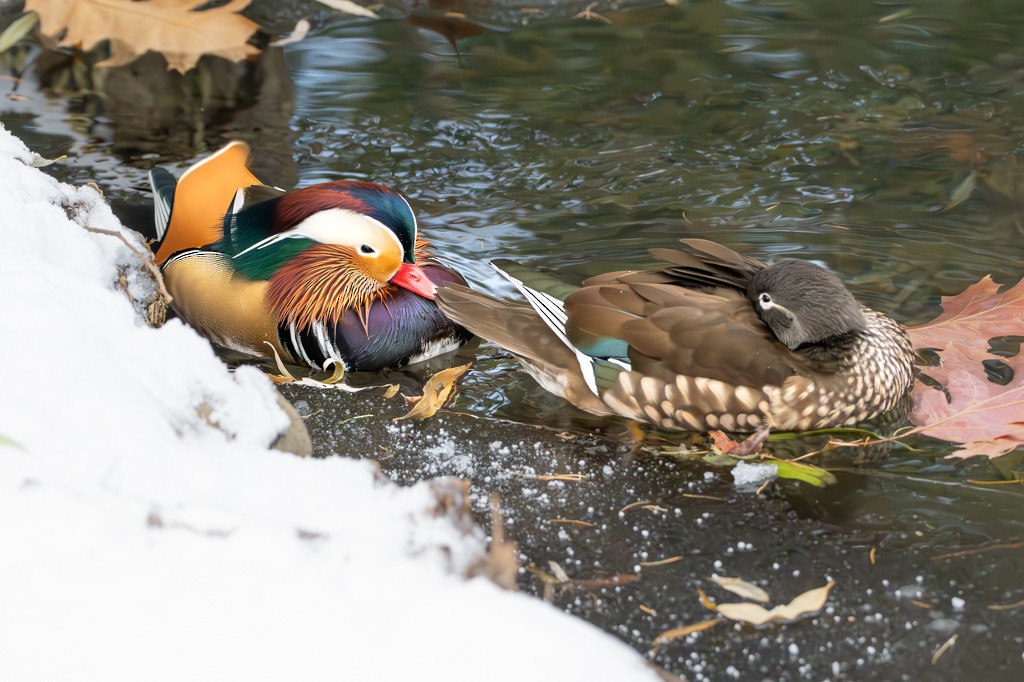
[316, 358, 345, 385]
[715, 580, 835, 626]
[710, 574, 771, 603]
[394, 363, 471, 421]
[0, 11, 39, 54]
[26, 0, 259, 73]
[651, 618, 721, 650]
[943, 170, 977, 212]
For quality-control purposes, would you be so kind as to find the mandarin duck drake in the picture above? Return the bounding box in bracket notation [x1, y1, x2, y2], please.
[151, 141, 472, 371]
[436, 240, 915, 432]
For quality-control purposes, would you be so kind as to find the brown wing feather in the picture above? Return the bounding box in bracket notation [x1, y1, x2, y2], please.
[647, 239, 766, 291]
[435, 284, 611, 415]
[566, 278, 809, 391]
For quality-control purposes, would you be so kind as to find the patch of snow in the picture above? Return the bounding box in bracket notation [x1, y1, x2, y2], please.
[731, 461, 778, 489]
[0, 125, 658, 682]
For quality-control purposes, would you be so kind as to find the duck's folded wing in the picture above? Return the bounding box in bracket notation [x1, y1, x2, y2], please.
[566, 280, 802, 390]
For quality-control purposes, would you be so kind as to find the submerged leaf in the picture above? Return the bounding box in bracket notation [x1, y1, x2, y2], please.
[715, 581, 835, 626]
[395, 363, 472, 421]
[942, 170, 978, 212]
[26, 0, 259, 73]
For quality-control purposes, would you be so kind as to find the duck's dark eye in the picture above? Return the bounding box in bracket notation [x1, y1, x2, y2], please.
[760, 293, 772, 304]
[359, 244, 376, 255]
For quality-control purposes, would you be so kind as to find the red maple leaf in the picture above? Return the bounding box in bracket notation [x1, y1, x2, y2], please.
[908, 276, 1024, 353]
[910, 344, 1024, 459]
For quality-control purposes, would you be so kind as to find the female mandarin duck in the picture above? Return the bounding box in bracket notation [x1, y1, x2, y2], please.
[436, 240, 915, 432]
[151, 141, 472, 371]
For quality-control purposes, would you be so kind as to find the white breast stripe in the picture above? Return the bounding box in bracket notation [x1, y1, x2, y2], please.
[314, 320, 342, 362]
[288, 322, 314, 368]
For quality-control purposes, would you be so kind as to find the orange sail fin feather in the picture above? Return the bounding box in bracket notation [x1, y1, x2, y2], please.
[154, 141, 260, 265]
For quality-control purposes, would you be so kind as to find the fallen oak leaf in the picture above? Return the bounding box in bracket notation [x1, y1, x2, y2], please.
[394, 362, 472, 420]
[714, 580, 835, 626]
[27, 0, 259, 74]
[907, 275, 1024, 354]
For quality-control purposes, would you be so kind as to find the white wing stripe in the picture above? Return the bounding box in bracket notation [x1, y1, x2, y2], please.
[491, 263, 600, 397]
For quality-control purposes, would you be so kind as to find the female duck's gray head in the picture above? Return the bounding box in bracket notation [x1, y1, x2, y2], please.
[748, 259, 867, 349]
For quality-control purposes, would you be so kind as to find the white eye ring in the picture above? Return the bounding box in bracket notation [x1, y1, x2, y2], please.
[359, 244, 377, 256]
[758, 292, 774, 309]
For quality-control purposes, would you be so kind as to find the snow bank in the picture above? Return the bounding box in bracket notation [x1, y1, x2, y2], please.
[0, 125, 658, 681]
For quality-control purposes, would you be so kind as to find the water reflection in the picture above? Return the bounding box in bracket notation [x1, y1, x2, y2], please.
[3, 1, 1024, 676]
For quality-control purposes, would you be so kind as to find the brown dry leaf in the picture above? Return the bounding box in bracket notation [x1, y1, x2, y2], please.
[710, 574, 771, 604]
[907, 276, 1024, 354]
[910, 344, 1024, 459]
[408, 11, 486, 46]
[715, 581, 835, 626]
[570, 573, 641, 590]
[709, 426, 769, 455]
[478, 494, 518, 591]
[709, 429, 738, 453]
[650, 618, 721, 650]
[27, 0, 259, 73]
[395, 363, 471, 420]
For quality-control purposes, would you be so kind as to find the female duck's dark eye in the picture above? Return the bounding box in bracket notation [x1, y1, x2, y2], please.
[760, 293, 772, 304]
[360, 244, 376, 255]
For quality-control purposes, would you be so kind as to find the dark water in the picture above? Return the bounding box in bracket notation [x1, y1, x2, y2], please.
[3, 1, 1023, 679]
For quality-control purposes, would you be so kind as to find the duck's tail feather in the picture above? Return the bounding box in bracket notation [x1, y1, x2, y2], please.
[642, 238, 766, 291]
[152, 141, 261, 266]
[435, 283, 614, 416]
